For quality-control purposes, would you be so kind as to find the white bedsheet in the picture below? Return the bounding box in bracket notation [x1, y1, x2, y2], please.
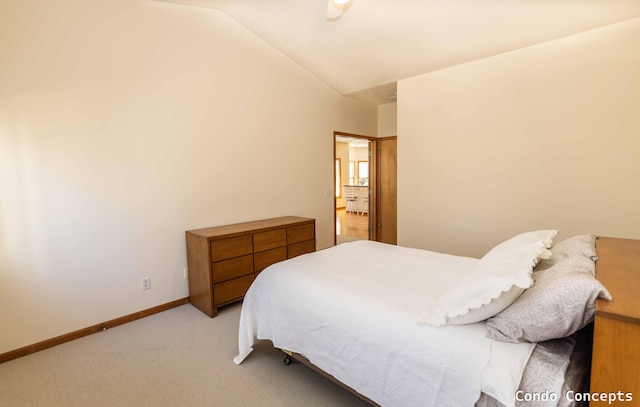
[234, 241, 516, 406]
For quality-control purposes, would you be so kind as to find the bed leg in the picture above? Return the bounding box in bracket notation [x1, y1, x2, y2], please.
[283, 354, 292, 365]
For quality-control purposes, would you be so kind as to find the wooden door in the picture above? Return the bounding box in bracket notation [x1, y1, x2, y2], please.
[377, 137, 397, 244]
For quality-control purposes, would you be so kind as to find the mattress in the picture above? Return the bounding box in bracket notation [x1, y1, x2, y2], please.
[234, 241, 582, 407]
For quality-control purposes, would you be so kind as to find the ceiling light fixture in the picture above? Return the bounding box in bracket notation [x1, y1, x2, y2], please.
[327, 0, 352, 21]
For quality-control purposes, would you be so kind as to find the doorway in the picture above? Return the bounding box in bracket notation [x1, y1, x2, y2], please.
[335, 134, 372, 244]
[333, 132, 397, 246]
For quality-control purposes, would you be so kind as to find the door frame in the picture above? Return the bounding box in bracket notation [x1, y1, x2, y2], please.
[333, 131, 378, 245]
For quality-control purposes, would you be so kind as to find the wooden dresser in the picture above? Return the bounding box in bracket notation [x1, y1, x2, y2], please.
[590, 237, 640, 404]
[186, 216, 315, 317]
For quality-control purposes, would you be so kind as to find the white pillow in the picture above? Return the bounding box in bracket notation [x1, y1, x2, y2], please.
[481, 340, 536, 407]
[418, 230, 558, 326]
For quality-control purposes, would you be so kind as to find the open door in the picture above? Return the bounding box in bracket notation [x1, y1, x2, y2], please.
[376, 137, 397, 244]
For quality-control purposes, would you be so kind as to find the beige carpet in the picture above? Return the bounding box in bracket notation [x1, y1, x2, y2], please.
[0, 303, 370, 407]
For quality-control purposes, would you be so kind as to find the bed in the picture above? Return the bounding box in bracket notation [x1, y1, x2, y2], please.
[233, 231, 618, 407]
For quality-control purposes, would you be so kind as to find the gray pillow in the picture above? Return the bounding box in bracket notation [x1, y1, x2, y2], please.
[536, 234, 597, 271]
[486, 254, 610, 343]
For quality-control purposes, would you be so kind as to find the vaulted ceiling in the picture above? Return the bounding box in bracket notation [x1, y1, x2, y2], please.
[157, 0, 640, 104]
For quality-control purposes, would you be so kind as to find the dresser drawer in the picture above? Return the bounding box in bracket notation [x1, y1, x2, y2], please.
[212, 255, 253, 283]
[210, 235, 253, 262]
[213, 274, 254, 305]
[287, 223, 315, 244]
[254, 246, 287, 273]
[288, 239, 315, 259]
[254, 228, 286, 252]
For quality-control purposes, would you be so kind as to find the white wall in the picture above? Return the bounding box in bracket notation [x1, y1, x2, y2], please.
[350, 146, 369, 184]
[336, 141, 350, 208]
[378, 102, 397, 137]
[0, 0, 376, 353]
[398, 18, 640, 258]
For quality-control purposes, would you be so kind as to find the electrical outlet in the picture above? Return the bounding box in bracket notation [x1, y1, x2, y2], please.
[183, 267, 188, 280]
[141, 277, 151, 290]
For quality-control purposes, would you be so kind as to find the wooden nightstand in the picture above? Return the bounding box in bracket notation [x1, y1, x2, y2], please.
[590, 237, 640, 404]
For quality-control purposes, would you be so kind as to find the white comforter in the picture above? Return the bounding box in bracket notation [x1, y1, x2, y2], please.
[234, 241, 505, 406]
